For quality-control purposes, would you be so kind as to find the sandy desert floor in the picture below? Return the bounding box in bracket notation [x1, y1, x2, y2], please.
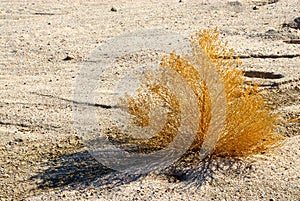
[0, 0, 299, 200]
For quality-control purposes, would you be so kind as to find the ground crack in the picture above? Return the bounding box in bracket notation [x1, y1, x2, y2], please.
[222, 53, 300, 59]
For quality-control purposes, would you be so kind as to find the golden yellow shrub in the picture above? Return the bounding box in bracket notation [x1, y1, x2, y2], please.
[116, 28, 283, 157]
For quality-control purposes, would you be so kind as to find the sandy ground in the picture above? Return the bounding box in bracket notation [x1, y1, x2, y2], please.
[0, 0, 299, 200]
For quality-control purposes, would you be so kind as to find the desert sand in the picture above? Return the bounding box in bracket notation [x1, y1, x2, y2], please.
[0, 0, 299, 200]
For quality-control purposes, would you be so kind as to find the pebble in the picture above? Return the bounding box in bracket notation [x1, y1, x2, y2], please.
[63, 54, 75, 61]
[1, 173, 9, 178]
[228, 1, 242, 6]
[282, 17, 300, 30]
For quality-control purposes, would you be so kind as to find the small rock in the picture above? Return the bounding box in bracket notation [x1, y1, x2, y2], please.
[228, 1, 243, 12]
[111, 7, 117, 12]
[15, 138, 23, 143]
[228, 1, 242, 6]
[253, 6, 259, 10]
[282, 17, 300, 30]
[0, 168, 4, 173]
[1, 173, 9, 178]
[63, 54, 75, 61]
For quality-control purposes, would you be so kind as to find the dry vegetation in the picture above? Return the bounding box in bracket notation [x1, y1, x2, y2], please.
[196, 28, 283, 156]
[116, 28, 283, 157]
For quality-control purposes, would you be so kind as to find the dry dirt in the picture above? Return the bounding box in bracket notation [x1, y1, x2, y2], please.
[0, 0, 299, 200]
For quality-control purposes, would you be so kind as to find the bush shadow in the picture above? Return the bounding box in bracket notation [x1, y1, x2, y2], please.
[161, 155, 255, 188]
[30, 148, 255, 195]
[30, 150, 143, 192]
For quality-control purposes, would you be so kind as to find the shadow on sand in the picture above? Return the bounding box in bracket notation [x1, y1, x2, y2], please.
[30, 149, 254, 195]
[30, 150, 143, 193]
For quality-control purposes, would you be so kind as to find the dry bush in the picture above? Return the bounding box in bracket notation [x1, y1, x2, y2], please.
[192, 28, 283, 156]
[116, 28, 283, 157]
